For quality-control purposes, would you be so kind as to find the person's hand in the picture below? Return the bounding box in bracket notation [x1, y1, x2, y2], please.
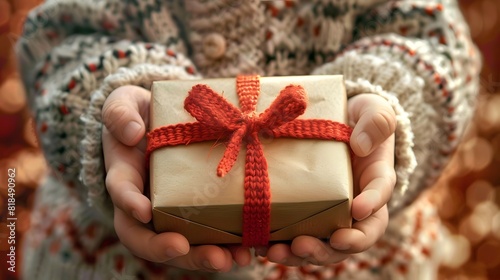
[101, 85, 252, 272]
[262, 93, 396, 266]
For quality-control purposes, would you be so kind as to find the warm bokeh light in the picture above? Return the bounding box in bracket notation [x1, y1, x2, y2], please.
[492, 212, 500, 240]
[465, 180, 496, 209]
[462, 137, 494, 172]
[0, 75, 26, 114]
[477, 240, 500, 269]
[440, 233, 471, 269]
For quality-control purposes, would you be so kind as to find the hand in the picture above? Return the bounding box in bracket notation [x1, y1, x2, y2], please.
[263, 93, 396, 266]
[101, 85, 251, 272]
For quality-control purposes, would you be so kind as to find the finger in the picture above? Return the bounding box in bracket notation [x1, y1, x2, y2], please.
[267, 244, 304, 266]
[348, 94, 396, 157]
[166, 245, 233, 272]
[114, 207, 190, 263]
[290, 236, 349, 265]
[103, 127, 150, 222]
[352, 135, 395, 221]
[228, 246, 252, 267]
[329, 206, 389, 253]
[102, 85, 151, 146]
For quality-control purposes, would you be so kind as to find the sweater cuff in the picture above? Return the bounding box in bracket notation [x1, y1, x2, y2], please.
[81, 64, 200, 223]
[313, 51, 427, 213]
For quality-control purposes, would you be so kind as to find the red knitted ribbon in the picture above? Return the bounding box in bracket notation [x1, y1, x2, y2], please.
[146, 75, 352, 247]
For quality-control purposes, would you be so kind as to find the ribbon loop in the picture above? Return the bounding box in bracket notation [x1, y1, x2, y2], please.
[185, 84, 242, 130]
[258, 84, 307, 130]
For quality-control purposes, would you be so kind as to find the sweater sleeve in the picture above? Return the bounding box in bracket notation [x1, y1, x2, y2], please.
[312, 0, 482, 213]
[16, 0, 199, 224]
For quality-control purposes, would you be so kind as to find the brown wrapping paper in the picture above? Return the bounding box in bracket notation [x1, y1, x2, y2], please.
[150, 75, 352, 244]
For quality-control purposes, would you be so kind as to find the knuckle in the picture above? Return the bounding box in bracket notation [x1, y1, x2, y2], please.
[369, 161, 396, 188]
[346, 242, 366, 254]
[374, 207, 389, 236]
[378, 171, 397, 195]
[105, 170, 127, 207]
[387, 170, 397, 189]
[150, 244, 166, 263]
[378, 163, 397, 190]
[306, 258, 322, 266]
[371, 109, 396, 137]
[358, 234, 375, 253]
[105, 175, 121, 206]
[373, 165, 396, 189]
[102, 100, 130, 132]
[186, 255, 200, 270]
[105, 173, 116, 193]
[113, 218, 122, 237]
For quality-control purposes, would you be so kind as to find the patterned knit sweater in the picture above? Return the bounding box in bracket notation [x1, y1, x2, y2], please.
[16, 0, 481, 279]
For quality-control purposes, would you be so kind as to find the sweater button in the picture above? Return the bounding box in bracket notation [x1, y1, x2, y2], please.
[202, 33, 226, 60]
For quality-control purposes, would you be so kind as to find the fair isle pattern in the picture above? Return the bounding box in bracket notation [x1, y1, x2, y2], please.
[187, 0, 266, 77]
[354, 0, 482, 209]
[22, 177, 169, 280]
[29, 40, 198, 218]
[16, 0, 480, 279]
[313, 0, 481, 211]
[252, 198, 444, 280]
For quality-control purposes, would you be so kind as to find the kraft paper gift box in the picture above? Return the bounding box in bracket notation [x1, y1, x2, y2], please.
[148, 75, 353, 246]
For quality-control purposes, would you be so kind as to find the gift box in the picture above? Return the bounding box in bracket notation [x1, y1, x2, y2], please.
[147, 75, 353, 246]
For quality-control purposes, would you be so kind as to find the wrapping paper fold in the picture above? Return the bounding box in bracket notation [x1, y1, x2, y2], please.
[149, 75, 352, 244]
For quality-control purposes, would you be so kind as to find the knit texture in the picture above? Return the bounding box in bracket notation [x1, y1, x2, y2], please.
[17, 0, 481, 279]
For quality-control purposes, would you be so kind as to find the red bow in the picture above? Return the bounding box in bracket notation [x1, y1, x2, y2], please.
[146, 75, 352, 246]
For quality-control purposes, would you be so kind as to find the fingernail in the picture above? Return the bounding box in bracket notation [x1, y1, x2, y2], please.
[357, 132, 372, 155]
[166, 247, 186, 258]
[330, 243, 351, 251]
[123, 121, 142, 141]
[203, 260, 218, 270]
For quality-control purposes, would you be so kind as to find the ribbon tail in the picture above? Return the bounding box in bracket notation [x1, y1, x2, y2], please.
[146, 122, 226, 168]
[242, 133, 271, 247]
[217, 126, 246, 177]
[272, 119, 352, 143]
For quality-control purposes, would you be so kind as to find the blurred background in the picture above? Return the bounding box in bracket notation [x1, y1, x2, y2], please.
[0, 0, 499, 279]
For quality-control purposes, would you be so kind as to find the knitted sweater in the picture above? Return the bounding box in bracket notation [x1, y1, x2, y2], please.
[17, 0, 481, 279]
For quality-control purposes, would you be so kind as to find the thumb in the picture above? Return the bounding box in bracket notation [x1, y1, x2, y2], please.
[348, 94, 396, 157]
[102, 85, 151, 146]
